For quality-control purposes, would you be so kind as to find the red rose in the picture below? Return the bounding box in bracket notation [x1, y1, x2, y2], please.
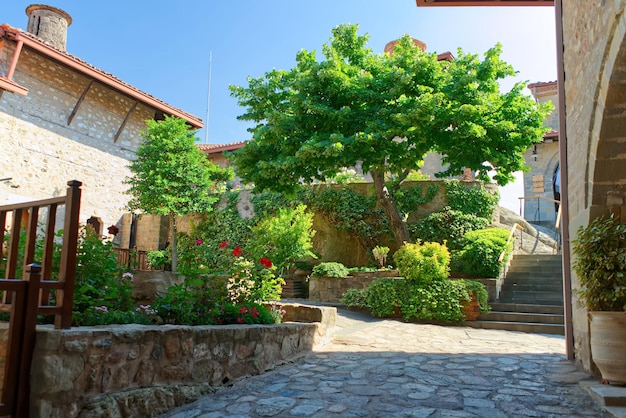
[259, 257, 273, 269]
[195, 239, 203, 245]
[233, 246, 242, 257]
[219, 241, 228, 248]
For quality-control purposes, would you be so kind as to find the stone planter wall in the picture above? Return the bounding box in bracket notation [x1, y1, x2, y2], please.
[0, 304, 336, 418]
[308, 271, 400, 303]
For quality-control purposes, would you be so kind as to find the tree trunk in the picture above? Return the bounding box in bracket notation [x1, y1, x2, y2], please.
[169, 212, 178, 274]
[371, 169, 410, 247]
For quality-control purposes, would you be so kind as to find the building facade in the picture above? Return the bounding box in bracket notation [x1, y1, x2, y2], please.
[0, 5, 202, 237]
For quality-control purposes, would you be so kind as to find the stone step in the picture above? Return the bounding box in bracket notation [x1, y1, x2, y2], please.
[505, 272, 563, 281]
[489, 303, 564, 314]
[498, 298, 564, 306]
[499, 289, 563, 299]
[501, 283, 563, 292]
[464, 320, 564, 335]
[479, 311, 564, 324]
[511, 254, 562, 262]
[507, 265, 562, 274]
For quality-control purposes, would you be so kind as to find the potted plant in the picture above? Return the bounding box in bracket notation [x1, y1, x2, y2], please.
[572, 215, 626, 384]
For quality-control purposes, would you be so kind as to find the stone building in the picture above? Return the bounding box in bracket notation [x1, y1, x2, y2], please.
[0, 5, 202, 236]
[521, 81, 560, 229]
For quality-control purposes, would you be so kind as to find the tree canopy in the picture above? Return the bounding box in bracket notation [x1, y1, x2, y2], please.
[125, 115, 232, 272]
[230, 24, 552, 245]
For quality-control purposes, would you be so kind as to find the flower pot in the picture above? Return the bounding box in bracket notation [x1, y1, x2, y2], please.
[589, 311, 626, 384]
[462, 292, 481, 321]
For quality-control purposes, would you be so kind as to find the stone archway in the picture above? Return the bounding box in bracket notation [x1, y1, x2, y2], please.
[569, 7, 626, 371]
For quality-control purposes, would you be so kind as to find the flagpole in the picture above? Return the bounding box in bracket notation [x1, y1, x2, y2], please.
[205, 51, 212, 144]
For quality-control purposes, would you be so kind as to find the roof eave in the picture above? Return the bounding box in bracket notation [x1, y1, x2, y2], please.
[2, 26, 203, 129]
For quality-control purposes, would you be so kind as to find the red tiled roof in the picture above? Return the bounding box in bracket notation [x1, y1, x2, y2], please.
[197, 141, 246, 154]
[0, 24, 203, 128]
[528, 80, 557, 89]
[544, 130, 559, 139]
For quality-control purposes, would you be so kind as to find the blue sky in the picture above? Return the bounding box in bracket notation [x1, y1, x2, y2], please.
[4, 1, 557, 210]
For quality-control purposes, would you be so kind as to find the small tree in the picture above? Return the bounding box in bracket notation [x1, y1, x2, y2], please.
[125, 116, 232, 273]
[230, 24, 551, 246]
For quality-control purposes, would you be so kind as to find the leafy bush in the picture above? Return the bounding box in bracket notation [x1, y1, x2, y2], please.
[409, 207, 489, 251]
[347, 277, 489, 323]
[365, 278, 404, 317]
[393, 184, 439, 215]
[312, 262, 349, 278]
[341, 288, 369, 308]
[454, 228, 511, 278]
[572, 215, 626, 311]
[248, 204, 317, 274]
[393, 241, 450, 284]
[73, 227, 134, 313]
[445, 179, 499, 220]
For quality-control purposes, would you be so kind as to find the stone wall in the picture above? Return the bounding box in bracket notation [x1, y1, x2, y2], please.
[0, 303, 335, 417]
[562, 2, 626, 372]
[309, 271, 400, 303]
[0, 42, 151, 229]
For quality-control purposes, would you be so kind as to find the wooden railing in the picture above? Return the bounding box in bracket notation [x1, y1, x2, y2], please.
[112, 248, 157, 271]
[0, 180, 82, 417]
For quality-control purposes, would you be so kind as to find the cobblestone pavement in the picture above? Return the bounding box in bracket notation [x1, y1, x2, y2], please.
[160, 308, 605, 418]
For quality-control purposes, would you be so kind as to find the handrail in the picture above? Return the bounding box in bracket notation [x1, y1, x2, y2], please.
[518, 195, 561, 230]
[499, 222, 524, 263]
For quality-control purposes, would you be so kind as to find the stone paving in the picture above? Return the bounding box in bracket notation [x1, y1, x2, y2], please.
[159, 308, 605, 417]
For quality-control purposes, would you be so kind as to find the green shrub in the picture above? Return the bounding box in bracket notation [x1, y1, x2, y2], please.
[572, 215, 626, 311]
[312, 262, 349, 278]
[399, 280, 467, 322]
[248, 204, 316, 274]
[365, 278, 404, 317]
[454, 228, 511, 278]
[393, 184, 439, 215]
[445, 179, 499, 220]
[352, 277, 489, 323]
[341, 288, 369, 308]
[393, 241, 450, 284]
[409, 207, 489, 250]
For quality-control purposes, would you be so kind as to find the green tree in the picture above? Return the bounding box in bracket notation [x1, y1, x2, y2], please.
[230, 24, 551, 245]
[125, 116, 232, 273]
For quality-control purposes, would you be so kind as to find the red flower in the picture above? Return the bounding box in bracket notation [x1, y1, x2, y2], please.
[219, 241, 228, 248]
[237, 317, 244, 324]
[195, 239, 203, 245]
[233, 246, 242, 257]
[107, 225, 119, 236]
[239, 306, 250, 315]
[259, 257, 273, 269]
[252, 307, 259, 318]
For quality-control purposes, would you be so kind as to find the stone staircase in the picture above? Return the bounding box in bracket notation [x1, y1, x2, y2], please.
[466, 254, 565, 335]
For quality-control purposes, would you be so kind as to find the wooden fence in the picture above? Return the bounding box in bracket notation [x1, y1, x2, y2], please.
[0, 180, 82, 418]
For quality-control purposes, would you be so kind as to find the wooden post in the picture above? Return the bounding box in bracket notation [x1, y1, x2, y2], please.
[15, 264, 42, 418]
[56, 180, 82, 329]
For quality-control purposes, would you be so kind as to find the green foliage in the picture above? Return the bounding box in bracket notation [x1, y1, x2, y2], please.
[251, 190, 301, 220]
[340, 288, 369, 308]
[328, 169, 366, 184]
[248, 205, 316, 274]
[444, 180, 499, 220]
[572, 215, 626, 311]
[125, 116, 233, 272]
[230, 23, 550, 244]
[393, 241, 450, 284]
[454, 228, 511, 278]
[343, 277, 489, 323]
[393, 185, 439, 216]
[312, 262, 350, 278]
[405, 170, 431, 182]
[365, 278, 403, 317]
[73, 305, 159, 327]
[308, 187, 388, 252]
[146, 250, 169, 270]
[73, 227, 134, 313]
[409, 207, 490, 251]
[126, 116, 231, 216]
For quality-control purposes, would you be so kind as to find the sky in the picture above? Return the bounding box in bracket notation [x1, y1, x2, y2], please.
[3, 1, 557, 212]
